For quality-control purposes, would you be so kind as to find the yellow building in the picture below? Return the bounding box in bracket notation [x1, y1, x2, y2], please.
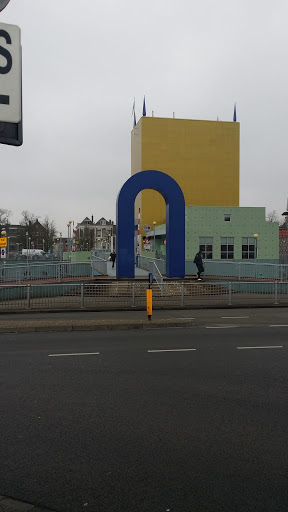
[131, 116, 239, 236]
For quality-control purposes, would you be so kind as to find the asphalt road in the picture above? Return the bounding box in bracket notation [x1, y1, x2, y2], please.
[0, 327, 287, 512]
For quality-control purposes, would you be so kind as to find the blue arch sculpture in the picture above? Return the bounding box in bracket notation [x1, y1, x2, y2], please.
[116, 170, 185, 278]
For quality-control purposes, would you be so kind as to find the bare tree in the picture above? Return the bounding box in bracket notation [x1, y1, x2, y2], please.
[0, 208, 11, 226]
[19, 210, 36, 233]
[42, 216, 57, 252]
[266, 210, 280, 224]
[79, 227, 94, 251]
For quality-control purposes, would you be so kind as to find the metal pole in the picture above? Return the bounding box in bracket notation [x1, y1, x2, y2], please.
[27, 284, 31, 309]
[228, 282, 232, 305]
[274, 281, 279, 305]
[80, 283, 84, 308]
[181, 283, 184, 306]
[26, 232, 29, 277]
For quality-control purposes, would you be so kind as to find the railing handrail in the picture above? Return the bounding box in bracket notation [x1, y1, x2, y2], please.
[149, 259, 163, 294]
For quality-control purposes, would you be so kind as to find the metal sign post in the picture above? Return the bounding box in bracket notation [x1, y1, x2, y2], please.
[146, 272, 153, 320]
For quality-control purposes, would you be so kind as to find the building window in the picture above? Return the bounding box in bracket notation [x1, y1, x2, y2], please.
[199, 237, 213, 259]
[224, 214, 231, 222]
[221, 237, 234, 259]
[242, 237, 256, 259]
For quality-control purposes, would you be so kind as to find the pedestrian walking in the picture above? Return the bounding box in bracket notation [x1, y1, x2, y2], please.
[194, 250, 204, 280]
[110, 250, 116, 268]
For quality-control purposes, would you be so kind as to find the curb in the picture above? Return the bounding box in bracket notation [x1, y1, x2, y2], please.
[0, 495, 56, 511]
[0, 318, 196, 333]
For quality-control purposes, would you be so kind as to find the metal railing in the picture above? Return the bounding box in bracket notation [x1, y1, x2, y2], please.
[0, 262, 94, 284]
[149, 259, 163, 295]
[139, 255, 166, 275]
[201, 260, 283, 281]
[140, 257, 288, 282]
[0, 281, 287, 311]
[92, 256, 108, 276]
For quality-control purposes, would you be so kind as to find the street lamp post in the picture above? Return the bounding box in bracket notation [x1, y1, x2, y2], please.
[26, 231, 29, 275]
[67, 221, 72, 261]
[153, 221, 156, 253]
[7, 236, 9, 260]
[254, 233, 258, 259]
[59, 232, 63, 261]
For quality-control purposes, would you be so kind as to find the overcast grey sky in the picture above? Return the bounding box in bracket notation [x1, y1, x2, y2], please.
[1, 0, 288, 234]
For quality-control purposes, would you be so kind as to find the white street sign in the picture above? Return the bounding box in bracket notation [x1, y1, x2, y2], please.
[0, 0, 10, 12]
[0, 22, 21, 123]
[1, 246, 6, 258]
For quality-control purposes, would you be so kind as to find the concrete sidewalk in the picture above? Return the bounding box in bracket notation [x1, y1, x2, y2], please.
[0, 306, 288, 333]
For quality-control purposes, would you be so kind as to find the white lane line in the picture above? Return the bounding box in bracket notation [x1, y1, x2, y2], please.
[206, 326, 238, 329]
[237, 346, 283, 350]
[148, 348, 196, 353]
[49, 352, 100, 357]
[221, 316, 249, 319]
[270, 325, 288, 327]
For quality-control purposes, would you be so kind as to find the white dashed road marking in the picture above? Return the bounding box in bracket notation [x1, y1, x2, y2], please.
[206, 326, 238, 329]
[221, 316, 249, 319]
[148, 348, 196, 353]
[49, 352, 100, 357]
[237, 346, 283, 350]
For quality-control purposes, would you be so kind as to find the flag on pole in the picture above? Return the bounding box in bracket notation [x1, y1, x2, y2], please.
[233, 103, 237, 122]
[142, 96, 146, 117]
[131, 97, 135, 117]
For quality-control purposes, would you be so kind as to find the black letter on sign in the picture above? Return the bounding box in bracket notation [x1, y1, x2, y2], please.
[0, 29, 12, 74]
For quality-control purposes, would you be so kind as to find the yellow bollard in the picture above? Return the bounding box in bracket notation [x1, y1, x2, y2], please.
[147, 288, 152, 320]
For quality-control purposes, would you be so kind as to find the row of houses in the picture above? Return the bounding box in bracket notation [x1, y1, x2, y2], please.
[1, 216, 116, 257]
[1, 219, 46, 254]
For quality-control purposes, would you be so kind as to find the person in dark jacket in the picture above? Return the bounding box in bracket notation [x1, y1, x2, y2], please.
[110, 250, 116, 268]
[194, 251, 204, 280]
